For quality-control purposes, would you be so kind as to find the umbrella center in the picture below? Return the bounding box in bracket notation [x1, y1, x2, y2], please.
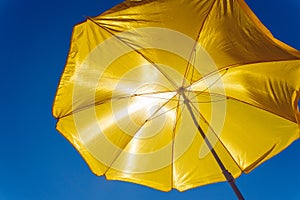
[177, 86, 185, 95]
[177, 86, 190, 105]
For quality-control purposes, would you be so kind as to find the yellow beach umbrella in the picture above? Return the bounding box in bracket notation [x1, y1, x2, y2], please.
[53, 0, 300, 199]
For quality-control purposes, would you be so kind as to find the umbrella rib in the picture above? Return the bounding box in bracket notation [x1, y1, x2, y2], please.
[188, 91, 226, 98]
[92, 90, 175, 107]
[186, 68, 228, 101]
[181, 0, 217, 87]
[57, 91, 174, 119]
[226, 95, 297, 123]
[189, 102, 243, 172]
[188, 91, 228, 103]
[186, 65, 297, 123]
[103, 94, 177, 175]
[208, 92, 297, 124]
[86, 17, 179, 89]
[147, 100, 184, 122]
[189, 101, 290, 174]
[171, 97, 186, 189]
[189, 98, 227, 104]
[102, 120, 149, 176]
[187, 48, 197, 86]
[187, 66, 229, 89]
[136, 95, 180, 102]
[187, 59, 300, 90]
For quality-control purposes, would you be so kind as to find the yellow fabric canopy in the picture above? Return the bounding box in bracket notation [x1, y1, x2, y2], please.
[53, 0, 300, 193]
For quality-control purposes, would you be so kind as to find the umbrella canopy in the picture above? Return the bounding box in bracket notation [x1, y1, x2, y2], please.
[53, 0, 300, 198]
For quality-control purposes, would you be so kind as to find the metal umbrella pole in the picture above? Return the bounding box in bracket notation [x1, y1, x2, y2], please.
[180, 89, 245, 200]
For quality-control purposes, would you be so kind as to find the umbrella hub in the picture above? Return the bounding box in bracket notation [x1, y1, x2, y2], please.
[177, 86, 185, 95]
[177, 87, 190, 105]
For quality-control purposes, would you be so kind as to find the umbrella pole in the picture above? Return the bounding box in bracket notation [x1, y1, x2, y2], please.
[182, 94, 245, 200]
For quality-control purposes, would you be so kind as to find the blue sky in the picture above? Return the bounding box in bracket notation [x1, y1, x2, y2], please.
[0, 0, 299, 200]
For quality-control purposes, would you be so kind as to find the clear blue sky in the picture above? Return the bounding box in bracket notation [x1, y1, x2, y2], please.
[0, 0, 299, 199]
